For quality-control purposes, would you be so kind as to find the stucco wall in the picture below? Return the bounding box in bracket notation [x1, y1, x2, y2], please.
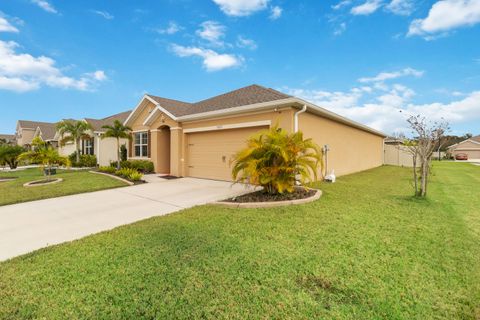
[299, 112, 384, 177]
[97, 137, 129, 167]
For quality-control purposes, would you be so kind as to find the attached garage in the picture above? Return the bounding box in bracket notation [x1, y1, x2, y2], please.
[125, 84, 387, 180]
[448, 137, 480, 160]
[185, 126, 268, 181]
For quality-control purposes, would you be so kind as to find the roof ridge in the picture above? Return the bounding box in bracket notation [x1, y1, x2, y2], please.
[146, 94, 192, 105]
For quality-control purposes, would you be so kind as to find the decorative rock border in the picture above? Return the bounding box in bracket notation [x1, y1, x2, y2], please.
[89, 171, 135, 186]
[23, 178, 63, 187]
[0, 177, 17, 182]
[213, 189, 322, 208]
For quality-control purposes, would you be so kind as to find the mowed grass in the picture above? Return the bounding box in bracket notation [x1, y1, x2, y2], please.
[0, 168, 127, 206]
[0, 162, 479, 319]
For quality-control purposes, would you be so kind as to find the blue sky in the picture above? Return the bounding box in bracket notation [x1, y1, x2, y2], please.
[0, 0, 479, 136]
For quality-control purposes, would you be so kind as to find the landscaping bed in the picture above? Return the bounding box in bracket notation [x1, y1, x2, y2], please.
[0, 168, 128, 206]
[225, 187, 317, 203]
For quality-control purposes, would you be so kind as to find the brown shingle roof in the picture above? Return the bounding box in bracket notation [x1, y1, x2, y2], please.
[146, 84, 291, 117]
[18, 120, 56, 130]
[18, 120, 58, 140]
[36, 123, 58, 140]
[471, 135, 480, 143]
[85, 110, 132, 132]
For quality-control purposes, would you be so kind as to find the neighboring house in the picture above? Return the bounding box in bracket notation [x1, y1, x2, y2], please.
[384, 138, 416, 167]
[447, 135, 480, 160]
[15, 120, 58, 149]
[124, 84, 387, 181]
[57, 111, 131, 166]
[0, 134, 16, 145]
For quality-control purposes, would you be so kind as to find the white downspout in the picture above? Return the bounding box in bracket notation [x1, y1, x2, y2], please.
[294, 104, 307, 132]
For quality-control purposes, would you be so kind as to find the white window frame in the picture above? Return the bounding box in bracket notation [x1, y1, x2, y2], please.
[134, 131, 148, 158]
[84, 139, 93, 155]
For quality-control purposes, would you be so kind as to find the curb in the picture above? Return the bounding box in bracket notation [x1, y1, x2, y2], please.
[212, 189, 322, 208]
[23, 178, 63, 187]
[89, 171, 135, 186]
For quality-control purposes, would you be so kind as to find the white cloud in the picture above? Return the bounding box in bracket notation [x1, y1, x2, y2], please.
[350, 0, 383, 15]
[212, 0, 269, 16]
[31, 0, 58, 14]
[92, 10, 114, 20]
[0, 40, 106, 92]
[408, 0, 480, 37]
[196, 21, 226, 46]
[385, 0, 414, 15]
[156, 21, 182, 35]
[334, 22, 347, 35]
[270, 6, 282, 19]
[236, 35, 257, 50]
[170, 44, 243, 71]
[358, 67, 424, 83]
[0, 17, 19, 33]
[332, 0, 352, 10]
[283, 83, 480, 134]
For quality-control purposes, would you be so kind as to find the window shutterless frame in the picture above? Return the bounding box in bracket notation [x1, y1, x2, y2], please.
[134, 132, 148, 157]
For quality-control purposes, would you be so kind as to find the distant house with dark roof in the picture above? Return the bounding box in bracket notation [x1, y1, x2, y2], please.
[15, 120, 58, 148]
[124, 84, 386, 180]
[447, 135, 480, 160]
[57, 111, 132, 166]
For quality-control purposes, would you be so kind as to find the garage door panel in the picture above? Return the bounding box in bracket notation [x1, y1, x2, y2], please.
[186, 126, 267, 181]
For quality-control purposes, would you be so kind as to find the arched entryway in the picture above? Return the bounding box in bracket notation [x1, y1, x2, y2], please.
[155, 125, 171, 173]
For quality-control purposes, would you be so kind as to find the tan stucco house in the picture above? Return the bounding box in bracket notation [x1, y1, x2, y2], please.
[124, 84, 386, 181]
[15, 120, 58, 149]
[57, 111, 131, 166]
[447, 135, 480, 160]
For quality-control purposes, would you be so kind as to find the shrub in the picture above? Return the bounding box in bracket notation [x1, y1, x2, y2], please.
[0, 145, 25, 169]
[115, 168, 143, 181]
[231, 126, 323, 194]
[98, 166, 116, 174]
[111, 160, 154, 174]
[120, 144, 128, 162]
[127, 171, 143, 181]
[69, 152, 97, 167]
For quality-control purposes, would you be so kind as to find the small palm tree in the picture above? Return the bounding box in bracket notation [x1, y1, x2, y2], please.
[101, 120, 132, 170]
[19, 137, 70, 181]
[232, 126, 323, 194]
[57, 120, 93, 163]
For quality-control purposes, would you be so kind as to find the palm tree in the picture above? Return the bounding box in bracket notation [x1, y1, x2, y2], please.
[19, 137, 70, 181]
[231, 126, 323, 194]
[101, 120, 132, 170]
[56, 120, 93, 163]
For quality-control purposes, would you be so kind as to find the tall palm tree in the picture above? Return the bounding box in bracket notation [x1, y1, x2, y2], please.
[101, 120, 132, 170]
[56, 120, 93, 163]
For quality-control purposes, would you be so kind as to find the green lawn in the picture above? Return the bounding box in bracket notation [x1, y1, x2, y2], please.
[0, 162, 479, 319]
[0, 168, 128, 206]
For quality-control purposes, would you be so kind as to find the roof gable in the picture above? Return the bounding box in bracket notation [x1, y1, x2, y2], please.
[144, 84, 290, 118]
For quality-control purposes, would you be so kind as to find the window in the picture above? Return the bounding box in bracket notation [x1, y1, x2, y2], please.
[83, 138, 94, 155]
[134, 132, 148, 157]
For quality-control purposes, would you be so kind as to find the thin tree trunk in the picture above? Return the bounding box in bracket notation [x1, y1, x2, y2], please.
[412, 155, 418, 196]
[76, 138, 80, 163]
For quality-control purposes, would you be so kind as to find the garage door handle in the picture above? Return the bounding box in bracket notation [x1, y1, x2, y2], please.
[188, 166, 194, 168]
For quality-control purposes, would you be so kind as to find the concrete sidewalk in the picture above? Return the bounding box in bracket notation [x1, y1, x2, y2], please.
[0, 177, 250, 261]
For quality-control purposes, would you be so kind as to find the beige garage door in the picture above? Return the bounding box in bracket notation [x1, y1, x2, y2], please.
[186, 126, 268, 181]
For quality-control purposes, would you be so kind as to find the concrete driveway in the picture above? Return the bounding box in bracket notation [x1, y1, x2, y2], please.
[0, 177, 251, 261]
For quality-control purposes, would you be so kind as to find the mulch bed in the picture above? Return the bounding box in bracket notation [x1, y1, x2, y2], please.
[225, 187, 317, 203]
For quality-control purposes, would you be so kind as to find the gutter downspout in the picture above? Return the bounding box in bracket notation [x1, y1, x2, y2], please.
[294, 104, 307, 133]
